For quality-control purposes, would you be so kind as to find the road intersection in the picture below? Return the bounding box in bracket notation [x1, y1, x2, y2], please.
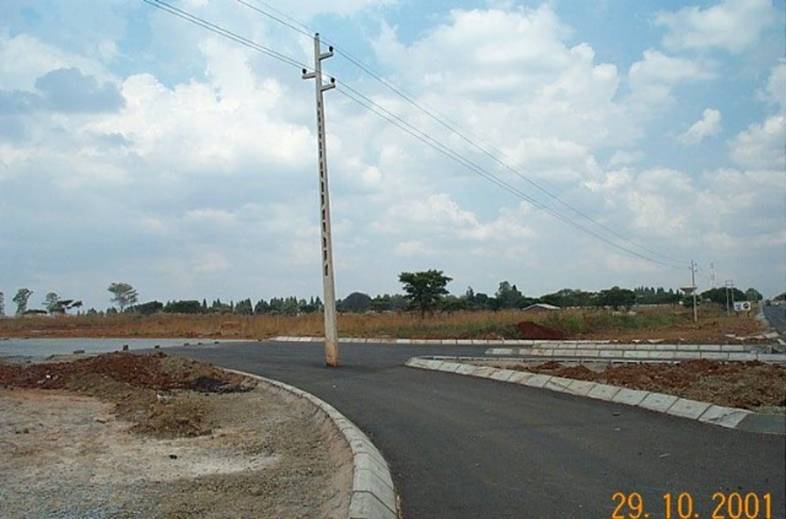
[172, 340, 785, 518]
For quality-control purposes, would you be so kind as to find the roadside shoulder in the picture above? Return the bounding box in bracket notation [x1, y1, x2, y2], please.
[222, 368, 400, 519]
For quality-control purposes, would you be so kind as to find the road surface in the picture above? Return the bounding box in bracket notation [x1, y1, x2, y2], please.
[764, 305, 786, 335]
[172, 341, 786, 518]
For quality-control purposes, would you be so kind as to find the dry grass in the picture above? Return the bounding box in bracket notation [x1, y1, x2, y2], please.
[0, 304, 765, 343]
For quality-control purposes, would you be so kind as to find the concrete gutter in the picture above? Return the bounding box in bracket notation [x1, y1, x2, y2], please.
[223, 368, 400, 519]
[405, 356, 786, 435]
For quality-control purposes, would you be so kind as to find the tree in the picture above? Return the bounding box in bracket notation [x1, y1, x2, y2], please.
[44, 292, 61, 314]
[128, 301, 163, 315]
[440, 295, 467, 313]
[338, 292, 372, 313]
[254, 299, 270, 314]
[235, 299, 253, 315]
[540, 288, 596, 308]
[12, 288, 33, 315]
[745, 288, 763, 302]
[398, 270, 452, 317]
[599, 286, 636, 310]
[701, 287, 745, 305]
[108, 282, 138, 312]
[163, 300, 202, 314]
[495, 281, 524, 309]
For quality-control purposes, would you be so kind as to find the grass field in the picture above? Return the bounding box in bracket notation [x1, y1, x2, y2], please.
[0, 304, 765, 343]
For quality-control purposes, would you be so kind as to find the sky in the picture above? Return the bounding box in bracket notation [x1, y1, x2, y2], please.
[0, 0, 784, 311]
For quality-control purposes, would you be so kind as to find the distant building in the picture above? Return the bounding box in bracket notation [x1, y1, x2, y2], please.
[521, 303, 560, 313]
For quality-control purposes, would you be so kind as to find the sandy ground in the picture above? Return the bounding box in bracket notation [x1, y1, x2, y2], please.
[0, 357, 352, 518]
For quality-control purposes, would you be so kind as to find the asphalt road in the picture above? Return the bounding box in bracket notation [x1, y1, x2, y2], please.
[765, 305, 786, 334]
[172, 341, 786, 519]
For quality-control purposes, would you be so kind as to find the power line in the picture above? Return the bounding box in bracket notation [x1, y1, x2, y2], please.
[142, 0, 308, 70]
[336, 86, 683, 268]
[232, 0, 689, 266]
[142, 0, 687, 268]
[234, 0, 313, 38]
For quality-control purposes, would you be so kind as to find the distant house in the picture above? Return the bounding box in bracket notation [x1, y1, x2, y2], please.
[521, 303, 560, 313]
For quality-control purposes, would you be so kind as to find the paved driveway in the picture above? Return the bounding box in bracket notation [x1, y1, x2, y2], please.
[171, 341, 786, 518]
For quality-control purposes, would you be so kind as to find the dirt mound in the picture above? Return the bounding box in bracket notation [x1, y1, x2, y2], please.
[533, 361, 596, 380]
[516, 321, 565, 340]
[521, 359, 786, 410]
[0, 353, 257, 438]
[0, 352, 253, 393]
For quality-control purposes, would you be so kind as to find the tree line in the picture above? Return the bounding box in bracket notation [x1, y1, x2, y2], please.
[0, 273, 765, 317]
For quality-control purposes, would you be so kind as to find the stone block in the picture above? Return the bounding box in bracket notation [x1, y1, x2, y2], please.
[523, 374, 552, 388]
[586, 383, 621, 401]
[638, 392, 679, 413]
[698, 405, 752, 429]
[544, 376, 573, 393]
[489, 369, 517, 382]
[349, 492, 397, 519]
[667, 398, 711, 420]
[611, 388, 649, 406]
[564, 379, 596, 396]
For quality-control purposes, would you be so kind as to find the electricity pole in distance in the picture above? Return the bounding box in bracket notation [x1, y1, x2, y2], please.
[690, 260, 698, 323]
[302, 33, 339, 367]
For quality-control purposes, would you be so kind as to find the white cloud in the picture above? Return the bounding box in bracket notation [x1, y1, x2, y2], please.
[193, 251, 231, 274]
[629, 50, 715, 85]
[764, 61, 786, 108]
[655, 0, 777, 54]
[627, 50, 715, 111]
[184, 208, 238, 227]
[375, 194, 536, 245]
[394, 240, 433, 257]
[729, 114, 785, 170]
[679, 108, 722, 145]
[729, 62, 785, 170]
[276, 0, 395, 18]
[608, 150, 643, 167]
[0, 33, 110, 91]
[377, 193, 478, 234]
[94, 62, 312, 174]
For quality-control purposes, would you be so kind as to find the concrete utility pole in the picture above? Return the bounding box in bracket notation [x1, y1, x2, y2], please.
[690, 260, 698, 323]
[725, 280, 734, 315]
[302, 33, 339, 367]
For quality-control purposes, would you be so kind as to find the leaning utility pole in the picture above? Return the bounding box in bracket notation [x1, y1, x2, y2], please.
[690, 260, 698, 323]
[302, 33, 339, 367]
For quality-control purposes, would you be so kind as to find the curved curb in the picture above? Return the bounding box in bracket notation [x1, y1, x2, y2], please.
[405, 356, 786, 436]
[223, 368, 400, 519]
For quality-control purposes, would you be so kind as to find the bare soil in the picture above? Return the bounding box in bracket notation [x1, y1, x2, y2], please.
[501, 359, 786, 411]
[0, 353, 352, 518]
[516, 321, 565, 340]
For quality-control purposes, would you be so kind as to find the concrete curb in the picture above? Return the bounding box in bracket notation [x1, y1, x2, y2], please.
[270, 336, 779, 349]
[483, 347, 786, 364]
[223, 368, 400, 519]
[404, 356, 785, 435]
[267, 336, 784, 364]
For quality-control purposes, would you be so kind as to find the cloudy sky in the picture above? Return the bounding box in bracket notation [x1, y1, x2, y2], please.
[1, 0, 784, 310]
